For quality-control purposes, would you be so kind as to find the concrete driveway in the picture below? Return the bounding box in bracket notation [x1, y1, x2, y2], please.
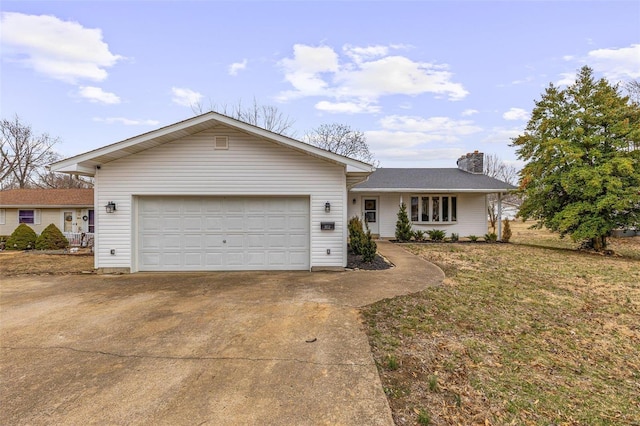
[0, 242, 443, 425]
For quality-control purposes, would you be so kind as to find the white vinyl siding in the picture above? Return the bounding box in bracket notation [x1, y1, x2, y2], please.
[348, 191, 488, 239]
[96, 126, 347, 271]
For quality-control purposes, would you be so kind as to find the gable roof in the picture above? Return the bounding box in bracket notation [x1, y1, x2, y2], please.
[49, 111, 374, 176]
[351, 168, 516, 193]
[0, 188, 94, 207]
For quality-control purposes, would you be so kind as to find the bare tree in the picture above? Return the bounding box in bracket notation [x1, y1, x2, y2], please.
[37, 153, 93, 189]
[625, 80, 640, 105]
[192, 98, 296, 136]
[1, 115, 60, 189]
[304, 123, 378, 166]
[484, 153, 519, 232]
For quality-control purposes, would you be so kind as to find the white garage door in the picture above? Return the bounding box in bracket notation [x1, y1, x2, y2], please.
[138, 196, 309, 271]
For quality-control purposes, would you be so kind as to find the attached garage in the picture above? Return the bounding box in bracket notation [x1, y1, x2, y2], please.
[138, 196, 309, 271]
[49, 112, 373, 273]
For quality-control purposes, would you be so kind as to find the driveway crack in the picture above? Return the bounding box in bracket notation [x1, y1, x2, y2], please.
[2, 345, 372, 367]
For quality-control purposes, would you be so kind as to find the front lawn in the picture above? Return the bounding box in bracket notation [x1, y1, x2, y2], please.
[363, 222, 640, 425]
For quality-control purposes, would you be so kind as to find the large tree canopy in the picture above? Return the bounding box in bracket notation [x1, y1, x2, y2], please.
[513, 66, 640, 250]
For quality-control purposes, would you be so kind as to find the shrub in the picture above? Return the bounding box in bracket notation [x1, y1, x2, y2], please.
[348, 216, 365, 255]
[485, 232, 498, 243]
[395, 202, 413, 242]
[427, 229, 446, 241]
[502, 219, 512, 242]
[450, 232, 459, 242]
[361, 220, 378, 262]
[467, 235, 479, 242]
[6, 224, 37, 250]
[36, 223, 69, 250]
[413, 230, 425, 242]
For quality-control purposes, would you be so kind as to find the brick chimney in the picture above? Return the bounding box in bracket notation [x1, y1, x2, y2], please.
[457, 151, 484, 174]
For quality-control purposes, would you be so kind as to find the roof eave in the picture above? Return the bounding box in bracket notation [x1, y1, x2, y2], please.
[350, 188, 514, 193]
[49, 112, 375, 175]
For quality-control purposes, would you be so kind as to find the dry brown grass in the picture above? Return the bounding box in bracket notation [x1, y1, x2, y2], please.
[363, 222, 640, 425]
[0, 250, 94, 276]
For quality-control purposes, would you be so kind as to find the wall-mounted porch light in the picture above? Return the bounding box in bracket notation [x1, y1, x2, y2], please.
[105, 201, 116, 213]
[325, 202, 331, 213]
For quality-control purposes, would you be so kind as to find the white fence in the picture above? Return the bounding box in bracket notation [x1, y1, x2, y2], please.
[63, 232, 95, 247]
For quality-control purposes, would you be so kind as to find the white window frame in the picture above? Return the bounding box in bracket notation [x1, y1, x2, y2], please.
[410, 195, 457, 223]
[0, 209, 5, 225]
[18, 209, 41, 225]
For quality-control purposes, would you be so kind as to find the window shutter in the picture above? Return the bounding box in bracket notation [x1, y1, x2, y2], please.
[0, 209, 5, 225]
[35, 209, 41, 225]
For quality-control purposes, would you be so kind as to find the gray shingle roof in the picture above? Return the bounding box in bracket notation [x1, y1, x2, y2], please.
[352, 168, 516, 192]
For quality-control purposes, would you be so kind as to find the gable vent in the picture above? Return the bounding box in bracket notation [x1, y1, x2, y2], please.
[214, 136, 229, 150]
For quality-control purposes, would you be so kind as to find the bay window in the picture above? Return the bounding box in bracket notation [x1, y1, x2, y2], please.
[409, 195, 457, 223]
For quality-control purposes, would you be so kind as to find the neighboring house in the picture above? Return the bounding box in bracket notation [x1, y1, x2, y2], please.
[50, 112, 374, 273]
[348, 152, 516, 239]
[0, 188, 94, 237]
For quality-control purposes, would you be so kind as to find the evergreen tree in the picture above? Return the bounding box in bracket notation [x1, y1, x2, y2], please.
[513, 66, 640, 250]
[395, 202, 413, 242]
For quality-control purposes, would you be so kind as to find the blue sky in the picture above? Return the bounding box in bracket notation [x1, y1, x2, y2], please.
[2, 1, 639, 168]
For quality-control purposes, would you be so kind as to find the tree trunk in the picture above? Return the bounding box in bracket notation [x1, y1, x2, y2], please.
[590, 235, 607, 251]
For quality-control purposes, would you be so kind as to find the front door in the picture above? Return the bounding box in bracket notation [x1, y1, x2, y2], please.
[362, 197, 379, 235]
[63, 211, 73, 232]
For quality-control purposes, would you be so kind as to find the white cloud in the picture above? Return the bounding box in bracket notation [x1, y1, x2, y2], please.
[558, 43, 640, 86]
[482, 127, 523, 144]
[587, 44, 640, 80]
[556, 72, 576, 86]
[315, 100, 381, 114]
[278, 44, 339, 99]
[0, 12, 123, 84]
[277, 43, 468, 112]
[171, 87, 203, 107]
[364, 114, 483, 159]
[461, 109, 479, 116]
[93, 117, 160, 126]
[228, 59, 247, 76]
[78, 86, 120, 104]
[502, 107, 529, 121]
[379, 115, 482, 137]
[370, 146, 466, 166]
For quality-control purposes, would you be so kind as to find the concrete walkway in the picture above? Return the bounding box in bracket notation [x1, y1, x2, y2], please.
[0, 242, 443, 426]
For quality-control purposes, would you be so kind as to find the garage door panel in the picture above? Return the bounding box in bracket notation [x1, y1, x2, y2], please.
[247, 251, 266, 265]
[225, 216, 245, 232]
[183, 216, 203, 231]
[203, 235, 224, 248]
[205, 252, 223, 266]
[267, 251, 287, 265]
[184, 252, 203, 266]
[226, 251, 245, 266]
[288, 216, 308, 231]
[246, 216, 266, 230]
[163, 217, 182, 232]
[267, 234, 286, 249]
[247, 234, 266, 249]
[289, 234, 307, 248]
[162, 235, 182, 250]
[138, 196, 309, 271]
[184, 234, 203, 250]
[289, 251, 308, 266]
[205, 216, 224, 230]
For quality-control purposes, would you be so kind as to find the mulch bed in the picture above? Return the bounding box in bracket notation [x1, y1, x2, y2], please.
[346, 252, 392, 270]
